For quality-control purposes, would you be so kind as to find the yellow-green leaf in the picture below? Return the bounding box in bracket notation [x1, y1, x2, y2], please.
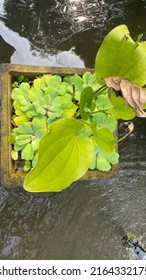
[23, 119, 94, 192]
[95, 24, 146, 87]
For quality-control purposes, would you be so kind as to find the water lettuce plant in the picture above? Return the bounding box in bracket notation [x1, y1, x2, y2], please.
[10, 72, 117, 175]
[9, 24, 146, 192]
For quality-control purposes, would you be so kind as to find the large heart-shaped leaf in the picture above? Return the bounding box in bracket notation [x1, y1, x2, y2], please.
[95, 24, 146, 86]
[23, 119, 94, 192]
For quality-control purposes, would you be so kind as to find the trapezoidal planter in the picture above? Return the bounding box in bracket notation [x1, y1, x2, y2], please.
[0, 64, 117, 187]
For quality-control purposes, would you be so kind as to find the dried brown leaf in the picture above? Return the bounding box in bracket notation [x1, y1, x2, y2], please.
[104, 77, 121, 91]
[120, 79, 146, 117]
[104, 76, 146, 117]
[118, 121, 134, 142]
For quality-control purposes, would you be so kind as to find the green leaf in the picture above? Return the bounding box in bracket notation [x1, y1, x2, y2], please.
[63, 75, 83, 101]
[23, 119, 94, 192]
[88, 154, 96, 170]
[14, 143, 26, 151]
[20, 103, 33, 112]
[16, 96, 28, 106]
[109, 93, 136, 120]
[29, 87, 43, 101]
[32, 116, 47, 129]
[96, 154, 111, 171]
[34, 105, 46, 115]
[25, 109, 39, 118]
[16, 123, 34, 134]
[101, 151, 119, 164]
[60, 94, 72, 109]
[45, 75, 62, 86]
[92, 126, 115, 153]
[95, 95, 113, 111]
[15, 134, 31, 146]
[18, 75, 25, 83]
[21, 143, 34, 160]
[19, 82, 30, 91]
[63, 104, 78, 118]
[80, 87, 94, 120]
[12, 83, 17, 88]
[32, 153, 39, 168]
[8, 135, 15, 144]
[87, 73, 98, 86]
[77, 125, 92, 137]
[91, 112, 106, 123]
[31, 139, 39, 152]
[70, 75, 83, 88]
[23, 161, 31, 171]
[50, 103, 61, 112]
[35, 128, 46, 139]
[48, 110, 63, 119]
[92, 113, 117, 132]
[11, 88, 23, 100]
[11, 150, 18, 160]
[59, 83, 68, 96]
[102, 116, 117, 132]
[95, 24, 146, 87]
[82, 72, 99, 91]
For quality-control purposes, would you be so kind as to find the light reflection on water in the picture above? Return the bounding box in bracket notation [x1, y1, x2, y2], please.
[0, 0, 134, 67]
[0, 0, 146, 259]
[1, 0, 146, 67]
[0, 20, 85, 67]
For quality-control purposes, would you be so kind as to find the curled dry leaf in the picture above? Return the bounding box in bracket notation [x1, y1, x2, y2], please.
[104, 76, 146, 117]
[118, 121, 134, 142]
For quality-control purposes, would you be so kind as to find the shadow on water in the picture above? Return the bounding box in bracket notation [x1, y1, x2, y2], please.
[0, 0, 146, 259]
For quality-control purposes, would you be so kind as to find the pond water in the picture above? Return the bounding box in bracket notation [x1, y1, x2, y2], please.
[0, 0, 146, 259]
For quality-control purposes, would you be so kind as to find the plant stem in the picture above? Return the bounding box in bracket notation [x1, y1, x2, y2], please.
[80, 119, 91, 127]
[91, 110, 109, 114]
[94, 85, 107, 97]
[72, 84, 76, 102]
